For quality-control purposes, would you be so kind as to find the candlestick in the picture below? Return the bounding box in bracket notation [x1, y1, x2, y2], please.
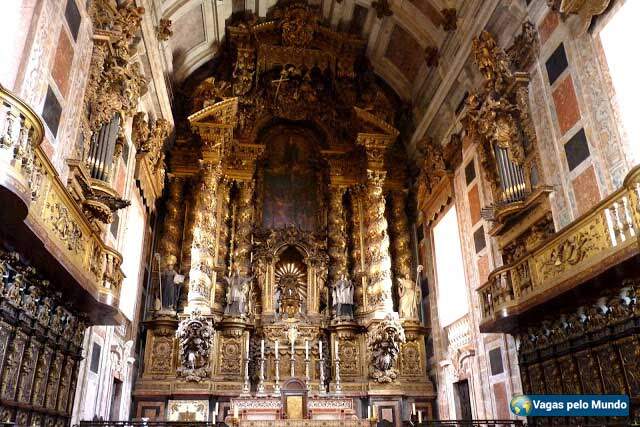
[334, 345, 342, 395]
[241, 356, 250, 396]
[257, 354, 266, 396]
[318, 344, 326, 395]
[273, 346, 281, 397]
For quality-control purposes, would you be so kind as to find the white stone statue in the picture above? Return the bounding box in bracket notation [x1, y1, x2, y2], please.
[398, 265, 423, 320]
[332, 275, 354, 319]
[224, 268, 253, 316]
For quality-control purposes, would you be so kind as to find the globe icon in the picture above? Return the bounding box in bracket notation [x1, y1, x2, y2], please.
[510, 395, 533, 416]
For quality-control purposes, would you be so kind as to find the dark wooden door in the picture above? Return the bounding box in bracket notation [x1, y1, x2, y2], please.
[455, 379, 473, 420]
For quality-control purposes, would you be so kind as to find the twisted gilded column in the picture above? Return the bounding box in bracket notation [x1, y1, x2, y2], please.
[187, 162, 221, 314]
[213, 177, 232, 312]
[364, 170, 394, 313]
[158, 176, 185, 267]
[328, 186, 348, 284]
[349, 185, 366, 312]
[389, 191, 412, 281]
[233, 180, 255, 275]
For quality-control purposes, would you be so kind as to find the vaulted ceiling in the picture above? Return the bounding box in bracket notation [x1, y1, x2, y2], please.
[145, 0, 532, 160]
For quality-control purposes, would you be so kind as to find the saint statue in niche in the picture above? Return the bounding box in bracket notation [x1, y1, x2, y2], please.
[158, 254, 184, 312]
[332, 275, 354, 319]
[262, 129, 319, 231]
[224, 268, 253, 316]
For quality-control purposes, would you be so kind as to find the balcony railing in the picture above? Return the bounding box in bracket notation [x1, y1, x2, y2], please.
[478, 164, 640, 331]
[445, 314, 472, 350]
[0, 84, 124, 316]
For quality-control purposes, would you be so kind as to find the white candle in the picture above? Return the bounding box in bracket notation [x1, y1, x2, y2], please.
[335, 340, 339, 358]
[319, 340, 323, 357]
[367, 405, 371, 419]
[275, 339, 279, 355]
[234, 405, 239, 419]
[305, 340, 309, 359]
[214, 402, 219, 416]
[412, 402, 416, 416]
[245, 337, 249, 356]
[372, 405, 377, 419]
[291, 339, 294, 355]
[261, 339, 265, 358]
[418, 410, 422, 423]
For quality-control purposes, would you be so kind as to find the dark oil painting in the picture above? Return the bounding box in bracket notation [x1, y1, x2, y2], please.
[262, 128, 318, 231]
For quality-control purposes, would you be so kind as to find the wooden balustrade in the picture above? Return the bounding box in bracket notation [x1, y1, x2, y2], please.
[479, 164, 640, 332]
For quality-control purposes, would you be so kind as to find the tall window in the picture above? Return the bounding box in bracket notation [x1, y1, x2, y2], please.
[119, 196, 145, 320]
[433, 206, 469, 327]
[600, 1, 640, 164]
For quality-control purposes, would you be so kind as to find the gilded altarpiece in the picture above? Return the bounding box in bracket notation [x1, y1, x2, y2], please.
[135, 0, 434, 421]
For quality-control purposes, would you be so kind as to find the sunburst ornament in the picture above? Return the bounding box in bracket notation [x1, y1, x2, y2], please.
[275, 262, 306, 288]
[275, 262, 307, 316]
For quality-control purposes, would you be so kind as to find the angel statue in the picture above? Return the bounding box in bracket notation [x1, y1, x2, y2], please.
[224, 268, 253, 317]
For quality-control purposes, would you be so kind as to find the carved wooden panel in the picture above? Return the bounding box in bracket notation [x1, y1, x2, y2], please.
[339, 341, 360, 377]
[0, 321, 12, 375]
[594, 344, 626, 395]
[574, 350, 603, 394]
[557, 355, 581, 394]
[617, 335, 640, 397]
[17, 339, 41, 403]
[149, 335, 174, 375]
[528, 364, 546, 394]
[44, 353, 64, 409]
[32, 345, 53, 408]
[542, 360, 562, 394]
[400, 342, 422, 377]
[1, 329, 27, 401]
[219, 337, 242, 376]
